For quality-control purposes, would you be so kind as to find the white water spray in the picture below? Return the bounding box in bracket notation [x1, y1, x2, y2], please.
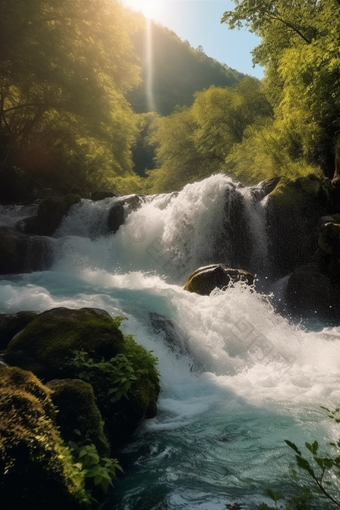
[1, 174, 339, 509]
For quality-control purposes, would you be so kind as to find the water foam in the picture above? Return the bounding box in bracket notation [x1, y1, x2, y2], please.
[1, 174, 339, 508]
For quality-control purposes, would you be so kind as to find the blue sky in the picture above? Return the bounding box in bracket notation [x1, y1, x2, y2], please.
[121, 0, 264, 79]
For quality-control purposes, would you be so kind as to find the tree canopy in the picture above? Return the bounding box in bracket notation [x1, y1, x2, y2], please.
[222, 0, 340, 178]
[0, 0, 141, 188]
[145, 77, 274, 192]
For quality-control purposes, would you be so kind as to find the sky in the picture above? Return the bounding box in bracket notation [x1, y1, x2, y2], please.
[121, 0, 264, 79]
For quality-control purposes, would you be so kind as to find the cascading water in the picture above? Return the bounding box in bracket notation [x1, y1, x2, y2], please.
[1, 174, 340, 509]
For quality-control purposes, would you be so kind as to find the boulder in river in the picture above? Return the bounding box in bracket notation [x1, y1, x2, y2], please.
[183, 264, 255, 296]
[36, 193, 81, 236]
[4, 307, 125, 380]
[0, 226, 53, 275]
[0, 311, 38, 350]
[47, 378, 110, 457]
[285, 262, 340, 320]
[107, 194, 142, 234]
[4, 307, 160, 447]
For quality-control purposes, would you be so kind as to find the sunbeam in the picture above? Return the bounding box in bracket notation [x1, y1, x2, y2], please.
[145, 15, 156, 112]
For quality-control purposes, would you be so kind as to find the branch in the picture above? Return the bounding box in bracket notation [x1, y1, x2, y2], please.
[4, 102, 56, 114]
[263, 11, 311, 44]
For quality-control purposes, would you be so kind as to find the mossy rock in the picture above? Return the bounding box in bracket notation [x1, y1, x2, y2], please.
[183, 264, 254, 296]
[269, 174, 327, 208]
[4, 308, 160, 450]
[47, 379, 110, 457]
[0, 366, 86, 510]
[0, 311, 37, 350]
[4, 308, 160, 448]
[4, 307, 125, 380]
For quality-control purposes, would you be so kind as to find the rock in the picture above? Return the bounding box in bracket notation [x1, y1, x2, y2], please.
[91, 190, 118, 201]
[47, 379, 110, 457]
[221, 188, 253, 269]
[251, 177, 281, 202]
[0, 366, 86, 510]
[266, 175, 331, 277]
[0, 226, 53, 274]
[4, 307, 125, 380]
[4, 307, 160, 447]
[286, 263, 340, 320]
[183, 264, 255, 296]
[15, 214, 39, 235]
[0, 311, 38, 350]
[107, 201, 125, 234]
[36, 194, 81, 236]
[107, 195, 142, 234]
[318, 221, 340, 256]
[150, 312, 189, 356]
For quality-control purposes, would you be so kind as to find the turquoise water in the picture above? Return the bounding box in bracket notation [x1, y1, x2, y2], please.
[1, 175, 340, 509]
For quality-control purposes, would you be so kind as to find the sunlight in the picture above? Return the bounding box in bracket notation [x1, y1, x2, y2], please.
[145, 16, 156, 112]
[123, 1, 165, 21]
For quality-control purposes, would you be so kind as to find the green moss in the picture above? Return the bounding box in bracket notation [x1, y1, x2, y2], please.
[48, 379, 110, 457]
[5, 309, 160, 451]
[5, 307, 125, 380]
[269, 174, 326, 209]
[0, 366, 87, 509]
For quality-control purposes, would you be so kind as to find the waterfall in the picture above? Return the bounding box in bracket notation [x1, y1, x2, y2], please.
[52, 174, 269, 283]
[1, 174, 339, 509]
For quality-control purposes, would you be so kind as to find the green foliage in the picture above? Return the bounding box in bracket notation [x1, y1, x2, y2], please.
[259, 408, 340, 510]
[71, 350, 149, 403]
[222, 0, 340, 179]
[68, 441, 123, 496]
[127, 17, 244, 116]
[0, 0, 142, 188]
[145, 77, 274, 192]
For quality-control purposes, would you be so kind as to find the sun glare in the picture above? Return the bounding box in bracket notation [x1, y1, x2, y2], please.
[123, 0, 165, 21]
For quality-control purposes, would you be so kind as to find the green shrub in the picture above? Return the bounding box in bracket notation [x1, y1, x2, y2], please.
[259, 408, 340, 510]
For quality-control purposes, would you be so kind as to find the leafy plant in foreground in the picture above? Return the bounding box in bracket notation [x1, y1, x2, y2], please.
[68, 441, 123, 497]
[71, 349, 148, 403]
[259, 408, 340, 509]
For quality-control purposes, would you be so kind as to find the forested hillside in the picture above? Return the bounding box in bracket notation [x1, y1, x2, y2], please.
[127, 20, 244, 116]
[142, 0, 340, 193]
[1, 0, 339, 198]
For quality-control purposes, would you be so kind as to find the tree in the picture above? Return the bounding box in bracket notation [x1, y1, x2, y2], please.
[145, 78, 273, 192]
[222, 0, 340, 178]
[0, 0, 141, 187]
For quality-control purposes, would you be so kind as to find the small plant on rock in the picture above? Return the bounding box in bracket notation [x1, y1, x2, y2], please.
[71, 349, 149, 403]
[68, 441, 123, 496]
